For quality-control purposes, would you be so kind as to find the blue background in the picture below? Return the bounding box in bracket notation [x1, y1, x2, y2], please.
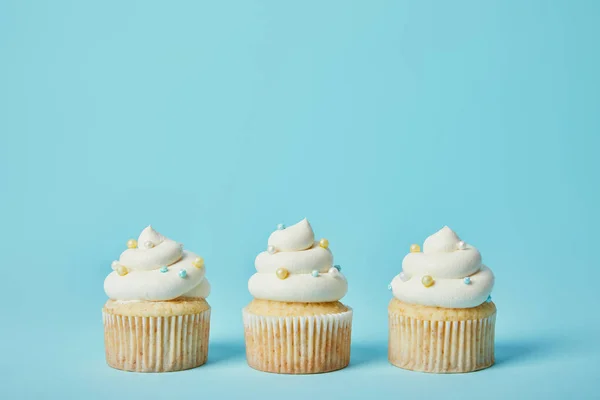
[1, 0, 599, 399]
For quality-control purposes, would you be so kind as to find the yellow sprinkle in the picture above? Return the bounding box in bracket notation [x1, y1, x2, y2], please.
[192, 257, 205, 269]
[421, 275, 434, 287]
[410, 244, 421, 253]
[126, 239, 138, 249]
[116, 265, 129, 276]
[319, 238, 329, 249]
[276, 268, 289, 280]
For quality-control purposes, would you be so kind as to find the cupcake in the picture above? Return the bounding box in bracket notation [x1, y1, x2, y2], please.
[243, 219, 352, 374]
[103, 226, 211, 372]
[388, 226, 496, 373]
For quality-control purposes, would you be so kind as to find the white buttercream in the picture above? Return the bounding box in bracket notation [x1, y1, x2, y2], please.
[391, 226, 494, 308]
[119, 239, 183, 272]
[267, 218, 314, 251]
[248, 271, 348, 302]
[402, 246, 482, 278]
[182, 279, 211, 298]
[138, 225, 165, 247]
[104, 226, 210, 301]
[255, 243, 333, 274]
[249, 219, 348, 302]
[423, 226, 461, 253]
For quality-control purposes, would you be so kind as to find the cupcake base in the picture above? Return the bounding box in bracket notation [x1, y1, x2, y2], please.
[103, 298, 211, 372]
[243, 299, 353, 374]
[388, 298, 496, 373]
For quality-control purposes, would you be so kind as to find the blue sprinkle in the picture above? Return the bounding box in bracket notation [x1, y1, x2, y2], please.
[311, 270, 319, 277]
[179, 269, 188, 278]
[388, 284, 392, 291]
[463, 277, 471, 285]
[277, 223, 285, 230]
[334, 265, 341, 271]
[160, 266, 168, 273]
[486, 295, 492, 303]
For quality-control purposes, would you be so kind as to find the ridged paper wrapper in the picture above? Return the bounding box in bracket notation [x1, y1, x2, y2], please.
[103, 307, 211, 372]
[388, 299, 496, 373]
[243, 308, 353, 374]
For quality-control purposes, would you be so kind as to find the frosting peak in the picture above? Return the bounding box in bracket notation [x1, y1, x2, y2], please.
[267, 218, 314, 251]
[138, 225, 166, 247]
[391, 227, 494, 308]
[423, 226, 461, 253]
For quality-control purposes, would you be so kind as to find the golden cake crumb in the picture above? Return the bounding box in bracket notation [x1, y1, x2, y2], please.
[103, 297, 210, 317]
[245, 298, 350, 316]
[388, 298, 496, 321]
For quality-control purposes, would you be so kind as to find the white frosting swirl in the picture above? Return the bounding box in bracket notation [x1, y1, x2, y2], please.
[390, 226, 494, 308]
[104, 226, 211, 301]
[248, 219, 348, 302]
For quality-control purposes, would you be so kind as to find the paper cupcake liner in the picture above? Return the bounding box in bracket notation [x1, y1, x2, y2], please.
[243, 308, 353, 374]
[103, 308, 211, 372]
[389, 309, 496, 373]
